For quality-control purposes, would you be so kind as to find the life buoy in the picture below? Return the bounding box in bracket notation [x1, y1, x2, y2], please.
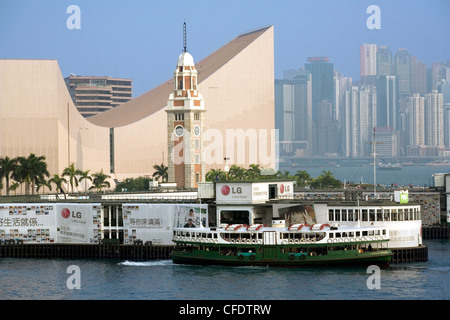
[299, 254, 306, 260]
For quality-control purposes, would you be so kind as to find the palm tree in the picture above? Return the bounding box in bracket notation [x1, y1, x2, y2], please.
[79, 169, 92, 193]
[152, 163, 168, 182]
[228, 164, 245, 181]
[14, 154, 49, 195]
[90, 169, 111, 192]
[205, 168, 226, 181]
[0, 156, 18, 196]
[63, 162, 82, 193]
[49, 174, 68, 198]
[294, 170, 312, 186]
[245, 164, 261, 180]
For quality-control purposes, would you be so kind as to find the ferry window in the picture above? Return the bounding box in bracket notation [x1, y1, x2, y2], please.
[220, 210, 249, 225]
[369, 209, 375, 222]
[336, 232, 341, 238]
[328, 209, 334, 221]
[362, 231, 368, 236]
[329, 233, 334, 239]
[383, 209, 390, 221]
[349, 232, 354, 237]
[348, 209, 354, 221]
[391, 209, 397, 221]
[409, 208, 414, 220]
[362, 209, 368, 221]
[398, 209, 404, 221]
[342, 209, 347, 221]
[369, 231, 374, 236]
[356, 231, 360, 237]
[382, 229, 386, 235]
[335, 209, 341, 221]
[377, 209, 382, 221]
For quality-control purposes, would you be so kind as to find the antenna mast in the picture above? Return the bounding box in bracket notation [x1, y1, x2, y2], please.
[183, 22, 187, 52]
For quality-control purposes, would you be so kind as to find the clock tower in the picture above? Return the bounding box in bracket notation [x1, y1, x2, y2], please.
[166, 23, 206, 189]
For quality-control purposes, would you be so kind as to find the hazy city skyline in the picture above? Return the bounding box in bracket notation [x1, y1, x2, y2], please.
[1, 0, 450, 97]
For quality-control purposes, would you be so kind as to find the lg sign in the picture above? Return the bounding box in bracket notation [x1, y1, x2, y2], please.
[61, 208, 82, 219]
[221, 185, 242, 196]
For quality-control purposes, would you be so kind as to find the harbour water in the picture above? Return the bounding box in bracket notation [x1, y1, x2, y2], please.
[0, 239, 448, 300]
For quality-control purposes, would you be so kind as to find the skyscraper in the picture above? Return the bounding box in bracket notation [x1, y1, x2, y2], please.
[65, 75, 133, 117]
[376, 75, 399, 130]
[305, 57, 334, 123]
[377, 46, 392, 76]
[275, 74, 312, 156]
[408, 94, 425, 146]
[394, 48, 412, 96]
[343, 85, 377, 157]
[425, 90, 444, 146]
[411, 56, 427, 95]
[360, 44, 377, 78]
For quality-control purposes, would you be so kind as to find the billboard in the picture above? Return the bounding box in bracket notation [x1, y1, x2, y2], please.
[56, 204, 102, 244]
[0, 203, 102, 244]
[0, 204, 57, 243]
[122, 204, 208, 245]
[274, 204, 317, 226]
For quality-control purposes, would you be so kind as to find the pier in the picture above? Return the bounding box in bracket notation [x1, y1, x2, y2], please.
[0, 241, 174, 261]
[422, 226, 450, 239]
[0, 241, 428, 263]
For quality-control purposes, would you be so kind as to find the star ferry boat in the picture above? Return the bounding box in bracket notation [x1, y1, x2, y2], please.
[171, 223, 392, 267]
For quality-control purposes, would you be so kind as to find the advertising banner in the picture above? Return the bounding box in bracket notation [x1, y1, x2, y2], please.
[274, 204, 317, 226]
[56, 204, 102, 243]
[0, 204, 57, 243]
[123, 204, 208, 245]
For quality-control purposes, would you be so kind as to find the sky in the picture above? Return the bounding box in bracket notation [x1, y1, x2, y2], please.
[1, 0, 450, 97]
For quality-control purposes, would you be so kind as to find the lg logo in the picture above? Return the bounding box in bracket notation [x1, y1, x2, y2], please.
[221, 185, 242, 196]
[61, 208, 82, 219]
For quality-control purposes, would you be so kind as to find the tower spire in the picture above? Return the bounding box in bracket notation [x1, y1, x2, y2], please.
[183, 22, 187, 53]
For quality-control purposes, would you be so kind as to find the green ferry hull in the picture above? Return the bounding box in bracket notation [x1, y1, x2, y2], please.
[171, 248, 392, 268]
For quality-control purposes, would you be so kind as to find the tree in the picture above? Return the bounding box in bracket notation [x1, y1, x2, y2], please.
[294, 170, 312, 186]
[49, 174, 68, 198]
[245, 164, 261, 180]
[14, 154, 49, 195]
[0, 156, 18, 196]
[79, 169, 92, 193]
[63, 162, 83, 193]
[152, 163, 168, 182]
[115, 176, 153, 192]
[310, 170, 341, 189]
[90, 169, 111, 192]
[205, 168, 226, 182]
[228, 164, 245, 180]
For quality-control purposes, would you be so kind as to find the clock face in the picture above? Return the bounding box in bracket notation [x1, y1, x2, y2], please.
[194, 125, 200, 137]
[174, 125, 184, 137]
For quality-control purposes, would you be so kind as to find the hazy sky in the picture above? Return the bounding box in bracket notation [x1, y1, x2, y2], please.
[1, 0, 449, 97]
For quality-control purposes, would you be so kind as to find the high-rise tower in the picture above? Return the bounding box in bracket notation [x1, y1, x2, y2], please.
[166, 23, 206, 188]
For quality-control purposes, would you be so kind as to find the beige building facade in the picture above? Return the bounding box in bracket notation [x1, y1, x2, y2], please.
[0, 26, 275, 193]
